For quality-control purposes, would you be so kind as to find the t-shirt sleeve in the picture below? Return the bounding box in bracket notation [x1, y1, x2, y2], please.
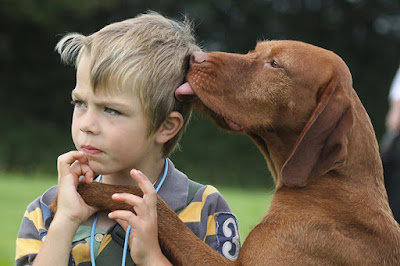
[16, 197, 45, 265]
[16, 186, 56, 266]
[178, 185, 241, 261]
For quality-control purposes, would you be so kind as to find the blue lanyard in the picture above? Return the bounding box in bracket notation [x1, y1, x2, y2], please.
[90, 158, 169, 266]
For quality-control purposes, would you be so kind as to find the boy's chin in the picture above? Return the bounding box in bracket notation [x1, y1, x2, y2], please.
[87, 160, 106, 176]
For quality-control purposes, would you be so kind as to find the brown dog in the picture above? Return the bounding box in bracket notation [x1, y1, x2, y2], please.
[52, 40, 400, 265]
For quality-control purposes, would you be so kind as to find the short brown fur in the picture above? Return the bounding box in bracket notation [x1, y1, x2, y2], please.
[51, 40, 400, 265]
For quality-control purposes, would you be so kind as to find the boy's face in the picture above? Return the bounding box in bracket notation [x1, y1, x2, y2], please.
[71, 56, 159, 176]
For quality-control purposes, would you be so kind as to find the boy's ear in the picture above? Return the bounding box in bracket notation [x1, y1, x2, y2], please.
[155, 111, 184, 144]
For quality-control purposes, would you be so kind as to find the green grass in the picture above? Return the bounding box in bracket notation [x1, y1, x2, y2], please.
[1, 174, 272, 266]
[0, 174, 57, 266]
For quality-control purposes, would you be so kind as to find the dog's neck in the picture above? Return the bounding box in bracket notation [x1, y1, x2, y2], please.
[248, 130, 298, 188]
[252, 112, 395, 225]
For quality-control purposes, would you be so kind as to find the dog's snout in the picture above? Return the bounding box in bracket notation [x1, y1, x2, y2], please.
[191, 51, 207, 64]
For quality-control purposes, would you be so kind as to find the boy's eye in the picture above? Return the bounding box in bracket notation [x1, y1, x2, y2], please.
[104, 107, 121, 115]
[71, 100, 85, 108]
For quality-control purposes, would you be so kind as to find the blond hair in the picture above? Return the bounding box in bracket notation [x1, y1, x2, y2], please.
[56, 11, 201, 156]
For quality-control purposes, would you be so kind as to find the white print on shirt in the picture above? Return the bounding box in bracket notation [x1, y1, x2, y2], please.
[216, 213, 240, 261]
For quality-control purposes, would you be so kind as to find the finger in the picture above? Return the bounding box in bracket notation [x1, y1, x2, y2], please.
[108, 210, 138, 225]
[57, 151, 86, 178]
[70, 160, 94, 184]
[112, 193, 157, 218]
[79, 162, 94, 184]
[112, 193, 143, 207]
[130, 169, 157, 202]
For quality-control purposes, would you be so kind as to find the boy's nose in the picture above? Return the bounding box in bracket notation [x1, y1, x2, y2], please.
[79, 111, 100, 135]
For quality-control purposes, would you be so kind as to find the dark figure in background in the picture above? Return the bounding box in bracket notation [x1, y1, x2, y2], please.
[382, 65, 400, 223]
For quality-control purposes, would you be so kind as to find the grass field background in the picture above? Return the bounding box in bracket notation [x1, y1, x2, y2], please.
[0, 174, 273, 265]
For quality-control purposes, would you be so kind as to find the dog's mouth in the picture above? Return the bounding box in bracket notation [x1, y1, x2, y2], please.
[175, 82, 244, 132]
[223, 117, 244, 131]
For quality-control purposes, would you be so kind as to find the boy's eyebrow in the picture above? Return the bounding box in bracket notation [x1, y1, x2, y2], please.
[71, 90, 131, 109]
[94, 100, 131, 109]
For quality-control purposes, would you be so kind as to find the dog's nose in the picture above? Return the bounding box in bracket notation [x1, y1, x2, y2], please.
[191, 51, 207, 64]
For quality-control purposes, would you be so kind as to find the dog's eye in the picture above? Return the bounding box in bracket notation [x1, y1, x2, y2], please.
[271, 60, 280, 68]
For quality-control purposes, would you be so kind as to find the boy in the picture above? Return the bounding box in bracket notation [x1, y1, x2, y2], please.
[16, 12, 240, 265]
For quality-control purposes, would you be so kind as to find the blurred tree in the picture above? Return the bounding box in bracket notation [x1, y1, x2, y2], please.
[1, 0, 399, 187]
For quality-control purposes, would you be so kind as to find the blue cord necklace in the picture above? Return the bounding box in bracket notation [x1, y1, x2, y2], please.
[90, 158, 169, 266]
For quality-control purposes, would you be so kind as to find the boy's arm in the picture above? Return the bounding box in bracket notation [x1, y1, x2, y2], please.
[32, 215, 80, 265]
[16, 200, 44, 265]
[16, 193, 81, 266]
[16, 203, 82, 266]
[29, 151, 97, 265]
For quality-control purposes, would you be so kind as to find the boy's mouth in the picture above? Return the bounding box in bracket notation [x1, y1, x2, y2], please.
[81, 145, 103, 156]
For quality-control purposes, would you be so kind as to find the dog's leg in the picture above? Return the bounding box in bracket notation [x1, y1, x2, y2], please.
[48, 182, 142, 214]
[50, 182, 232, 265]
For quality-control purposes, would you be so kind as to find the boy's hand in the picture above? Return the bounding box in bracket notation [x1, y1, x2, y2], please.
[108, 169, 171, 266]
[55, 151, 98, 225]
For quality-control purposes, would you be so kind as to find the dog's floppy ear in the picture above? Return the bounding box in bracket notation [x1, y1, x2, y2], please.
[281, 78, 354, 187]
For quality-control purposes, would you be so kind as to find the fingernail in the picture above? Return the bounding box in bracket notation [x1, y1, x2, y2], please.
[135, 169, 143, 176]
[112, 193, 119, 198]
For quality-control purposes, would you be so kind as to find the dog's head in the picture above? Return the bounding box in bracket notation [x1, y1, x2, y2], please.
[176, 40, 355, 187]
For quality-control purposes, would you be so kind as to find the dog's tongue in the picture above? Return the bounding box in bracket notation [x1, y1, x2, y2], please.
[175, 82, 196, 102]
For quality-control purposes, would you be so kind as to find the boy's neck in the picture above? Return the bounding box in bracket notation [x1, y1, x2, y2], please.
[99, 157, 166, 186]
